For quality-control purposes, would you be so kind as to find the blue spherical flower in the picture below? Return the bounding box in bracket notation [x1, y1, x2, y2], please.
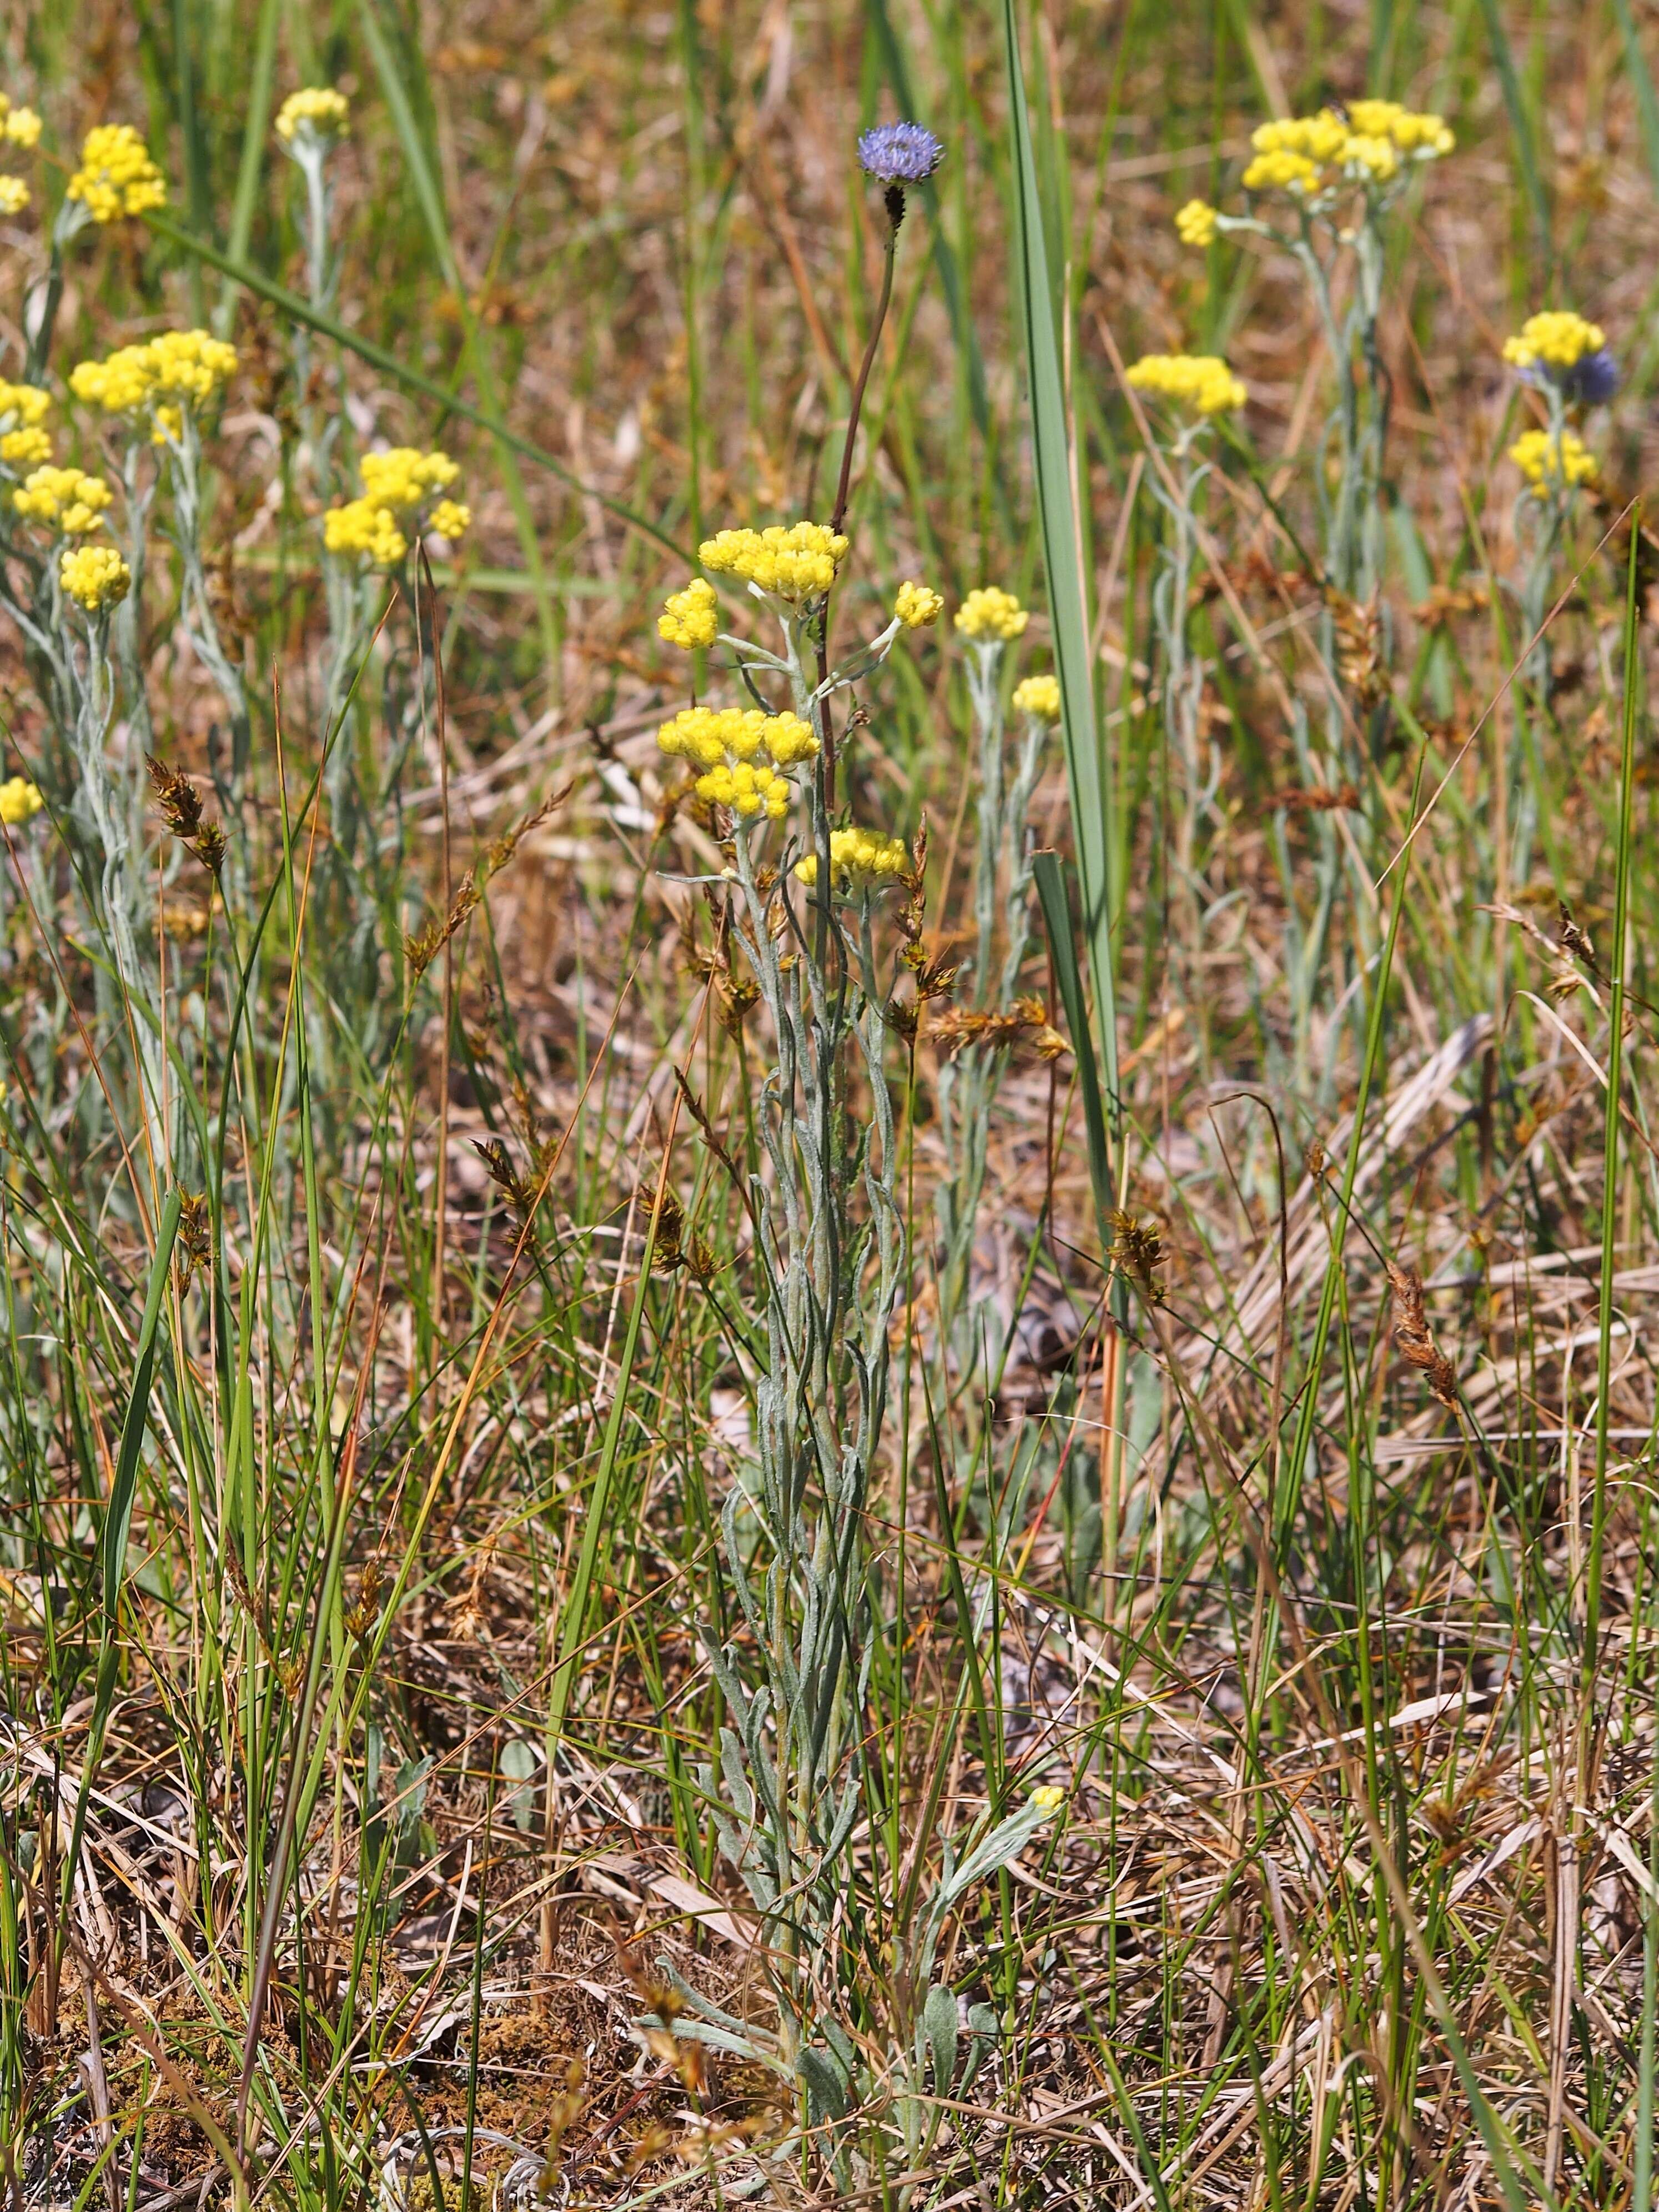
[857, 122, 945, 185]
[1562, 345, 1618, 406]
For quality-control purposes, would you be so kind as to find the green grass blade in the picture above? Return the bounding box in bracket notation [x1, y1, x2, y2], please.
[1584, 511, 1641, 1695]
[1033, 851, 1112, 1242]
[1475, 0, 1552, 276]
[1611, 0, 1659, 201]
[1002, 0, 1119, 1126]
[59, 1190, 183, 1928]
[213, 0, 281, 338]
[101, 1189, 185, 1633]
[546, 1188, 666, 1745]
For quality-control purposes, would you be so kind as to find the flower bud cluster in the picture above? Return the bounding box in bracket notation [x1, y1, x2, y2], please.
[954, 587, 1028, 643]
[276, 87, 350, 145]
[698, 521, 848, 604]
[0, 380, 51, 469]
[1509, 428, 1597, 494]
[1125, 353, 1246, 417]
[60, 544, 130, 612]
[793, 825, 911, 894]
[67, 124, 167, 223]
[324, 448, 470, 569]
[13, 466, 112, 535]
[657, 705, 817, 821]
[894, 580, 943, 629]
[658, 576, 718, 650]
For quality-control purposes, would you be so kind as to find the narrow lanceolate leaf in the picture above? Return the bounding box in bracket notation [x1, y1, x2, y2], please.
[1033, 852, 1111, 1246]
[1001, 0, 1119, 1150]
[1611, 0, 1659, 204]
[102, 1188, 184, 1631]
[1475, 0, 1551, 274]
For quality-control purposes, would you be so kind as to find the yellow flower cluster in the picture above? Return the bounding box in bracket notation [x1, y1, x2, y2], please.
[1509, 428, 1597, 493]
[276, 87, 350, 143]
[1175, 199, 1218, 247]
[658, 576, 719, 650]
[324, 499, 408, 566]
[1013, 674, 1062, 722]
[71, 332, 238, 440]
[360, 447, 460, 510]
[324, 449, 468, 568]
[0, 380, 51, 469]
[13, 466, 112, 535]
[1502, 312, 1605, 375]
[1241, 104, 1452, 196]
[1346, 99, 1456, 156]
[66, 124, 167, 223]
[0, 179, 28, 218]
[698, 521, 848, 604]
[1125, 353, 1246, 416]
[1028, 1784, 1068, 1815]
[894, 580, 943, 629]
[658, 705, 818, 820]
[794, 825, 911, 894]
[0, 96, 42, 149]
[0, 775, 43, 826]
[955, 587, 1028, 643]
[60, 544, 130, 611]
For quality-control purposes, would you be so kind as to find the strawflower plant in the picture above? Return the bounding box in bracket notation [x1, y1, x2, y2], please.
[1504, 311, 1611, 702]
[637, 124, 1068, 2184]
[1124, 352, 1246, 896]
[1177, 101, 1454, 636]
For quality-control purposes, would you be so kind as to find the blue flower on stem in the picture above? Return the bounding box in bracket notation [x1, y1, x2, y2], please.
[857, 122, 944, 185]
[1560, 345, 1618, 407]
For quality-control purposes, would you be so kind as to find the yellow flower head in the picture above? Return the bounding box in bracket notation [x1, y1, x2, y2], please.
[13, 465, 112, 535]
[0, 381, 51, 431]
[698, 520, 848, 604]
[1012, 674, 1062, 723]
[1241, 147, 1321, 194]
[0, 178, 29, 217]
[66, 124, 167, 223]
[323, 497, 408, 568]
[0, 775, 43, 826]
[894, 580, 943, 629]
[1345, 99, 1455, 158]
[145, 329, 239, 404]
[426, 499, 471, 543]
[3, 107, 42, 150]
[1175, 198, 1218, 247]
[60, 544, 130, 612]
[1028, 1784, 1067, 1815]
[71, 332, 237, 434]
[658, 704, 818, 819]
[359, 446, 460, 511]
[0, 427, 49, 466]
[658, 576, 718, 650]
[0, 381, 50, 468]
[324, 450, 466, 565]
[1242, 106, 1452, 199]
[1125, 352, 1246, 417]
[1502, 311, 1606, 376]
[793, 825, 912, 895]
[1343, 133, 1400, 183]
[1509, 427, 1597, 494]
[276, 87, 351, 144]
[955, 586, 1028, 643]
[71, 346, 153, 418]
